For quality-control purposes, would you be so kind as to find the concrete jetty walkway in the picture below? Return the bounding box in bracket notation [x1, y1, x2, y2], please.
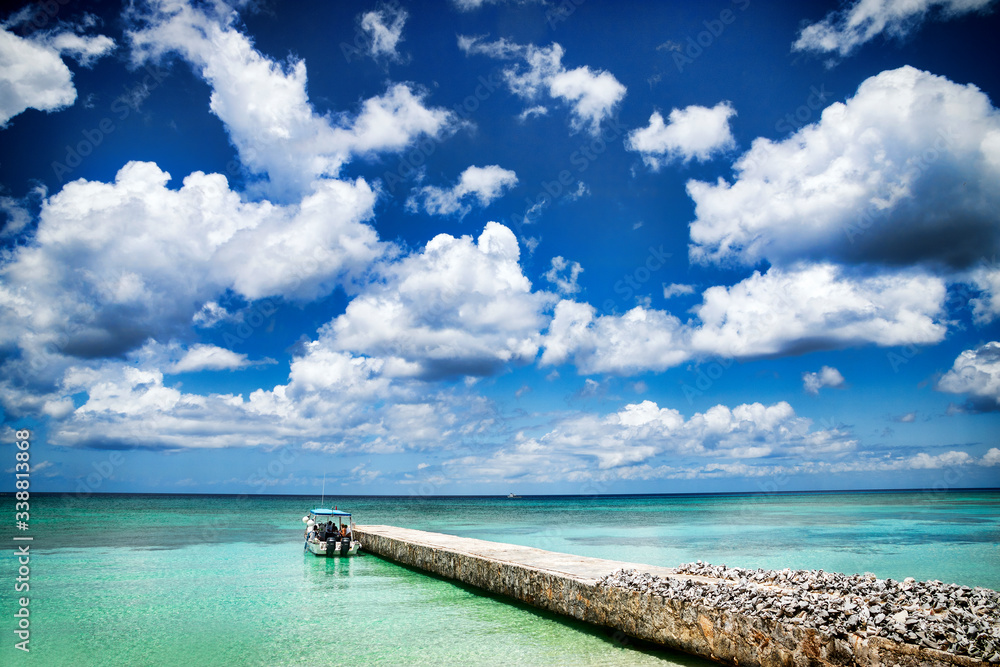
[355, 525, 987, 667]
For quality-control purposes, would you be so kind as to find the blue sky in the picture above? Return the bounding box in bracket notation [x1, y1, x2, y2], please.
[1, 0, 999, 496]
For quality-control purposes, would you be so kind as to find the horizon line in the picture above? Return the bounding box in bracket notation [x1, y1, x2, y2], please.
[4, 486, 998, 499]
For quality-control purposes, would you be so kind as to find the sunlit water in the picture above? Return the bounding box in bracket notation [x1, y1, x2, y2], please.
[2, 490, 997, 665]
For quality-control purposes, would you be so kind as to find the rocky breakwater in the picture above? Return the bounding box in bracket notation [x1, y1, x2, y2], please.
[599, 562, 999, 667]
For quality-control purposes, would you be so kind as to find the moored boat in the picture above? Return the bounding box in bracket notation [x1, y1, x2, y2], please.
[302, 508, 361, 557]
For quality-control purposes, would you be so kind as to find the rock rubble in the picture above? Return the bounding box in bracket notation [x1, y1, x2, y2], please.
[598, 562, 1000, 661]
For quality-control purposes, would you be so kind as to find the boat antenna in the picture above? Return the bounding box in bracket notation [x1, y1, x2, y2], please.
[321, 471, 326, 508]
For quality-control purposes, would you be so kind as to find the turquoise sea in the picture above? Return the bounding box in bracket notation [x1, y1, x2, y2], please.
[2, 489, 999, 666]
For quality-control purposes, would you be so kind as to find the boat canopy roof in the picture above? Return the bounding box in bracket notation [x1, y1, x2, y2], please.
[310, 508, 351, 517]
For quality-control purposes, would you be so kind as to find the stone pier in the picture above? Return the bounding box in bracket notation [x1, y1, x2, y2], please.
[354, 525, 989, 667]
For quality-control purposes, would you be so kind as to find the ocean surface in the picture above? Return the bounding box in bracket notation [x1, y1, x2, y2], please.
[2, 489, 998, 666]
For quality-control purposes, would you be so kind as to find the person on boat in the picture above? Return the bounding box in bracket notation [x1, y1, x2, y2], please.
[342, 523, 352, 541]
[306, 525, 317, 541]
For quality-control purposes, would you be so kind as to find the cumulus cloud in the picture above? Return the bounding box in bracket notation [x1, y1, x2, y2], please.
[446, 399, 857, 482]
[360, 4, 408, 61]
[129, 0, 453, 198]
[541, 301, 690, 374]
[666, 66, 1000, 370]
[936, 341, 1000, 411]
[906, 450, 975, 469]
[407, 165, 517, 217]
[41, 331, 496, 452]
[794, 0, 995, 57]
[324, 222, 556, 379]
[459, 36, 625, 135]
[0, 25, 114, 126]
[544, 256, 583, 295]
[444, 433, 998, 485]
[687, 67, 1000, 271]
[0, 161, 382, 368]
[985, 448, 1000, 466]
[47, 363, 295, 449]
[627, 102, 736, 168]
[802, 365, 846, 395]
[538, 261, 946, 374]
[691, 263, 947, 358]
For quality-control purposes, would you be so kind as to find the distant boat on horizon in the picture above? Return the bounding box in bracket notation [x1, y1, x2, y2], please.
[506, 493, 521, 498]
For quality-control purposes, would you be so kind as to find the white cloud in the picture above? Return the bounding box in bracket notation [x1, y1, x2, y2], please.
[216, 176, 382, 300]
[518, 105, 548, 121]
[336, 84, 456, 157]
[68, 366, 183, 418]
[548, 66, 627, 135]
[192, 301, 233, 328]
[687, 67, 1000, 270]
[112, 339, 269, 375]
[350, 463, 382, 484]
[544, 256, 583, 295]
[171, 344, 251, 373]
[444, 438, 1000, 485]
[794, 0, 995, 57]
[407, 165, 517, 217]
[360, 4, 408, 61]
[691, 263, 947, 358]
[0, 161, 382, 365]
[984, 448, 1000, 466]
[541, 301, 690, 374]
[7, 330, 1000, 478]
[566, 182, 589, 200]
[906, 450, 975, 469]
[48, 361, 289, 449]
[129, 0, 454, 198]
[325, 222, 556, 379]
[446, 399, 856, 482]
[646, 448, 988, 480]
[43, 335, 493, 452]
[0, 25, 114, 126]
[539, 261, 947, 375]
[802, 365, 846, 395]
[936, 341, 1000, 411]
[0, 196, 31, 238]
[30, 460, 54, 475]
[43, 31, 116, 66]
[664, 67, 1000, 370]
[452, 0, 539, 11]
[969, 259, 1000, 324]
[459, 37, 625, 135]
[627, 103, 736, 168]
[662, 283, 695, 299]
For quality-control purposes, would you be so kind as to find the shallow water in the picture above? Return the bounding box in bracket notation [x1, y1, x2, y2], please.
[2, 490, 997, 665]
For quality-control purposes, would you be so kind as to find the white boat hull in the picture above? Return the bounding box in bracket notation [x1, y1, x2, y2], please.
[304, 538, 360, 557]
